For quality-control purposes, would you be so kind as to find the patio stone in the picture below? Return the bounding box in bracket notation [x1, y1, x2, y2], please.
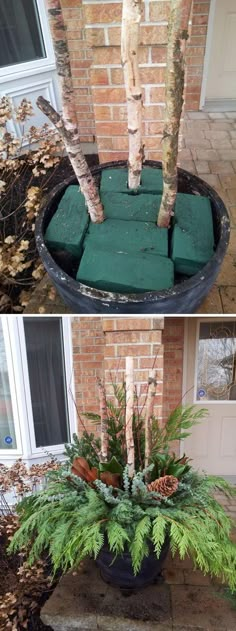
[170, 584, 236, 630]
[41, 558, 172, 631]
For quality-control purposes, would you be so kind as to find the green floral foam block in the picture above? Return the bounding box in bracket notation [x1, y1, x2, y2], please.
[100, 167, 163, 194]
[77, 247, 174, 293]
[45, 185, 89, 258]
[171, 193, 214, 276]
[84, 217, 168, 257]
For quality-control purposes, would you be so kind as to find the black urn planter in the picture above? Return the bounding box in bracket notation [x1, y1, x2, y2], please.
[35, 160, 230, 314]
[96, 539, 169, 590]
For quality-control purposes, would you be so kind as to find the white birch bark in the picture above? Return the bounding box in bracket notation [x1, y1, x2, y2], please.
[97, 378, 108, 462]
[144, 370, 157, 470]
[125, 356, 135, 477]
[158, 0, 193, 227]
[40, 0, 104, 223]
[121, 0, 143, 189]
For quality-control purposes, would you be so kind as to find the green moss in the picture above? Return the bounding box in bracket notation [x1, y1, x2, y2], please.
[45, 185, 89, 257]
[77, 247, 174, 293]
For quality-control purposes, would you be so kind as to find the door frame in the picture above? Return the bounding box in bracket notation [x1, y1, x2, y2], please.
[0, 0, 56, 82]
[199, 0, 217, 109]
[181, 316, 236, 457]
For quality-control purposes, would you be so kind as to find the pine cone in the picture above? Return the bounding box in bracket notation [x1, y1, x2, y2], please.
[147, 475, 179, 497]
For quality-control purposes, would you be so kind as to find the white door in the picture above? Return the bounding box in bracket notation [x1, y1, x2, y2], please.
[203, 0, 236, 110]
[183, 319, 236, 481]
[0, 0, 60, 137]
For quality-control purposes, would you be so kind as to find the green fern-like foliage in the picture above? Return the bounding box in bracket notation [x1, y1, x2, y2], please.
[9, 462, 236, 591]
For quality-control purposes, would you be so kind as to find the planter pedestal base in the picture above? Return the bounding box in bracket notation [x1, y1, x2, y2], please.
[41, 558, 172, 630]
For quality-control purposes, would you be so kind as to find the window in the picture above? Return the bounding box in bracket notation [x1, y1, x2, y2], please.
[0, 0, 46, 68]
[196, 321, 236, 401]
[0, 320, 17, 450]
[23, 318, 70, 448]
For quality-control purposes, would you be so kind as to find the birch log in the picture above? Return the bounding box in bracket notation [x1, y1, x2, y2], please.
[40, 0, 104, 223]
[97, 378, 108, 462]
[144, 370, 157, 469]
[158, 0, 193, 228]
[121, 0, 143, 189]
[125, 356, 135, 477]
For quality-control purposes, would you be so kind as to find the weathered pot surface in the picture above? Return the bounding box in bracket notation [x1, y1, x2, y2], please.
[96, 539, 170, 590]
[36, 160, 230, 314]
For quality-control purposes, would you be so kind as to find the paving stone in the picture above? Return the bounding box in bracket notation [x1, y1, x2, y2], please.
[220, 286, 236, 312]
[179, 160, 196, 173]
[209, 161, 235, 174]
[170, 585, 236, 630]
[229, 205, 236, 225]
[24, 274, 71, 314]
[183, 570, 211, 586]
[197, 285, 223, 313]
[196, 173, 221, 188]
[208, 112, 226, 119]
[188, 112, 210, 119]
[195, 161, 210, 174]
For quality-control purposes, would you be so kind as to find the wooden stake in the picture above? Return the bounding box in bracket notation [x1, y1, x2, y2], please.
[121, 0, 143, 189]
[41, 0, 104, 223]
[145, 370, 157, 469]
[158, 0, 193, 227]
[97, 378, 108, 462]
[125, 356, 135, 477]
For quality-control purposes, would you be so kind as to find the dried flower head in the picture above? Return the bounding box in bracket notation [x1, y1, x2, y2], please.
[0, 95, 12, 126]
[15, 98, 34, 122]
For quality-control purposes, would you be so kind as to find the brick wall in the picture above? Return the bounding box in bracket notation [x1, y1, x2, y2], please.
[162, 317, 185, 423]
[71, 317, 185, 437]
[80, 0, 210, 160]
[61, 0, 96, 142]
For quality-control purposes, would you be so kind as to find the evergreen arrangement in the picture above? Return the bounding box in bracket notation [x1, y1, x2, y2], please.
[9, 359, 236, 590]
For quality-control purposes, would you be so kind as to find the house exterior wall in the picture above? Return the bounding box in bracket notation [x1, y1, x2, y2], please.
[62, 0, 210, 157]
[71, 317, 184, 447]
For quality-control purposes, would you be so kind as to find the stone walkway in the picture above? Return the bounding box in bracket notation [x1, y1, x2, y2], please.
[180, 111, 236, 314]
[42, 493, 236, 630]
[25, 111, 236, 315]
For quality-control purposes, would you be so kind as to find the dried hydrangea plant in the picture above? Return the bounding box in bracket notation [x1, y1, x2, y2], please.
[0, 96, 64, 313]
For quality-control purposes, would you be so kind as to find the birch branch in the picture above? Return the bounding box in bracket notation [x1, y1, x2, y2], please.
[144, 369, 157, 470]
[121, 0, 144, 189]
[158, 0, 193, 227]
[125, 356, 135, 477]
[40, 0, 104, 223]
[37, 96, 104, 224]
[97, 378, 108, 462]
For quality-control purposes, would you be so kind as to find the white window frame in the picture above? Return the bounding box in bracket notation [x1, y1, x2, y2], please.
[0, 316, 77, 461]
[0, 0, 56, 82]
[194, 317, 236, 405]
[0, 317, 23, 458]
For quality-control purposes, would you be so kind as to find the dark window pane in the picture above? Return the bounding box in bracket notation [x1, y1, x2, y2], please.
[0, 0, 45, 68]
[24, 318, 69, 448]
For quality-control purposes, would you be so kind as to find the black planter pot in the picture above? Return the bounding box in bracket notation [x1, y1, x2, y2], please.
[96, 539, 169, 590]
[35, 160, 230, 314]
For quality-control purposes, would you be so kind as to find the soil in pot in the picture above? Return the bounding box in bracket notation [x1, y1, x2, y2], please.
[44, 165, 215, 295]
[96, 538, 170, 591]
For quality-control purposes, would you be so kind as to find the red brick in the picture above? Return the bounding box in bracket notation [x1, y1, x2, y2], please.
[107, 27, 121, 46]
[140, 67, 165, 84]
[90, 68, 109, 85]
[112, 136, 129, 151]
[96, 121, 127, 135]
[99, 151, 127, 161]
[92, 87, 126, 103]
[151, 47, 167, 63]
[84, 3, 122, 24]
[94, 105, 112, 120]
[85, 27, 105, 46]
[150, 86, 165, 102]
[140, 25, 168, 46]
[149, 1, 171, 22]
